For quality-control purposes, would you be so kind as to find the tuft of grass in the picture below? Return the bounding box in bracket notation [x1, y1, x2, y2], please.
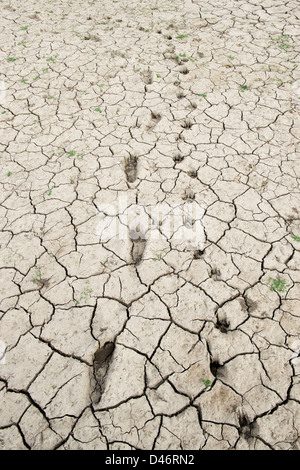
[46, 56, 56, 63]
[45, 185, 55, 196]
[273, 34, 291, 50]
[241, 84, 249, 92]
[201, 378, 211, 388]
[267, 276, 290, 293]
[291, 235, 300, 242]
[179, 53, 195, 62]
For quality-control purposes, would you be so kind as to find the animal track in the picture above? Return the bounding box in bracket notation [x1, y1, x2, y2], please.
[141, 68, 153, 85]
[179, 65, 189, 74]
[150, 110, 161, 123]
[209, 358, 222, 378]
[210, 267, 221, 279]
[177, 90, 186, 99]
[193, 249, 205, 259]
[215, 315, 230, 333]
[173, 153, 184, 163]
[146, 110, 162, 131]
[182, 118, 192, 129]
[183, 188, 195, 200]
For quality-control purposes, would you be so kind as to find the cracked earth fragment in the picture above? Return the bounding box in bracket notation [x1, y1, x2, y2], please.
[0, 0, 300, 451]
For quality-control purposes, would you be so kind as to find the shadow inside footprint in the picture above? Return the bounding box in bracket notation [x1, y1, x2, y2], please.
[92, 341, 115, 403]
[215, 316, 230, 333]
[150, 110, 162, 125]
[141, 68, 153, 85]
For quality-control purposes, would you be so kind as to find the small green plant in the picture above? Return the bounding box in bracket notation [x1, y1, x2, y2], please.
[75, 280, 93, 304]
[273, 34, 291, 50]
[267, 276, 290, 293]
[7, 57, 16, 62]
[32, 269, 42, 282]
[291, 235, 300, 242]
[7, 171, 12, 177]
[45, 185, 55, 196]
[176, 34, 188, 39]
[241, 84, 249, 92]
[20, 25, 29, 30]
[179, 53, 195, 62]
[66, 150, 84, 159]
[152, 250, 168, 261]
[94, 107, 103, 113]
[201, 378, 211, 388]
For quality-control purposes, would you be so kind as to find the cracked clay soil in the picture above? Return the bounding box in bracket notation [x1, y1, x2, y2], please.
[0, 0, 300, 450]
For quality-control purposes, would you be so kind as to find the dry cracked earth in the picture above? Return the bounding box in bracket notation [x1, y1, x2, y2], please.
[0, 0, 300, 451]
